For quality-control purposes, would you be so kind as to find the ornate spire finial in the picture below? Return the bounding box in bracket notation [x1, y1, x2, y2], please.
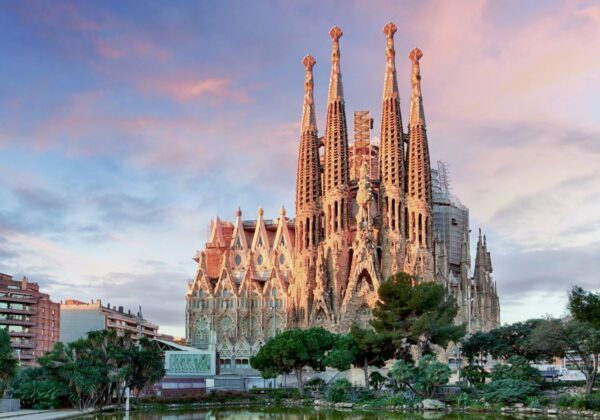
[383, 21, 397, 39]
[301, 54, 317, 132]
[280, 205, 286, 216]
[258, 207, 264, 218]
[327, 26, 344, 102]
[236, 207, 242, 217]
[382, 22, 399, 98]
[330, 26, 343, 42]
[409, 48, 425, 126]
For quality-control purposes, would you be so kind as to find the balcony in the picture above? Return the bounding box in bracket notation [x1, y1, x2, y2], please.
[0, 295, 37, 304]
[0, 307, 36, 315]
[12, 341, 35, 349]
[0, 318, 35, 326]
[8, 331, 34, 338]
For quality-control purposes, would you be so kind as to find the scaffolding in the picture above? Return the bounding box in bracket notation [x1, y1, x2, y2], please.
[350, 111, 377, 180]
[437, 160, 451, 195]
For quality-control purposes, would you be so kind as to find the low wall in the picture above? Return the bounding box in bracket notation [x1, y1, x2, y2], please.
[0, 399, 20, 413]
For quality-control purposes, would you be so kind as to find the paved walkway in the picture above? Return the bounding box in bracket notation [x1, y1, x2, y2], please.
[0, 409, 93, 419]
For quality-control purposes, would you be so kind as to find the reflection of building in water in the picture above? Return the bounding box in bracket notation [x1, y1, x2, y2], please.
[185, 23, 501, 364]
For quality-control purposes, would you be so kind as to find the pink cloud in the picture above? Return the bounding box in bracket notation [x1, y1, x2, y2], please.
[139, 77, 250, 104]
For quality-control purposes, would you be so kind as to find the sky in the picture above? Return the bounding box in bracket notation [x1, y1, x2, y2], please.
[0, 0, 599, 337]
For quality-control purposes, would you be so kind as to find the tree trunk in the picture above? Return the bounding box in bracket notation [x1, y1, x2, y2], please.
[586, 376, 594, 395]
[295, 368, 303, 392]
[363, 358, 369, 389]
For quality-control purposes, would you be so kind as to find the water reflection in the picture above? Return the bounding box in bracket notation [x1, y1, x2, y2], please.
[76, 407, 541, 420]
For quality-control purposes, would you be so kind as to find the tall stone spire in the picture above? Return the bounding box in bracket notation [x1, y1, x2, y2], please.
[405, 47, 433, 281]
[322, 25, 350, 323]
[406, 48, 432, 214]
[295, 54, 322, 252]
[323, 26, 350, 235]
[294, 54, 323, 328]
[379, 22, 406, 279]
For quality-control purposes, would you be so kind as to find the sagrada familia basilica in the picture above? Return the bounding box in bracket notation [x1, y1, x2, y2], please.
[185, 23, 500, 362]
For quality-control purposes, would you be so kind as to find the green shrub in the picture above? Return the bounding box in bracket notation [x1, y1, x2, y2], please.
[490, 356, 541, 383]
[541, 380, 586, 390]
[586, 393, 600, 411]
[525, 396, 546, 408]
[305, 377, 326, 392]
[484, 379, 540, 404]
[369, 371, 386, 390]
[463, 364, 488, 385]
[455, 391, 471, 408]
[325, 379, 353, 403]
[364, 393, 417, 407]
[10, 369, 69, 409]
[556, 393, 585, 409]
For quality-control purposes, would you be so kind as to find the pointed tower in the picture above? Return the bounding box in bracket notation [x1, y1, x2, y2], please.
[322, 26, 350, 323]
[404, 47, 434, 281]
[295, 54, 322, 253]
[294, 54, 322, 327]
[379, 22, 406, 280]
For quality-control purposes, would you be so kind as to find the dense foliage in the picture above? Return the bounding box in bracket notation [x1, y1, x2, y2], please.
[10, 330, 164, 410]
[462, 319, 544, 362]
[484, 379, 540, 404]
[10, 368, 69, 409]
[389, 355, 451, 398]
[0, 328, 18, 397]
[462, 364, 488, 385]
[250, 327, 336, 391]
[371, 272, 465, 359]
[490, 356, 542, 383]
[325, 324, 395, 388]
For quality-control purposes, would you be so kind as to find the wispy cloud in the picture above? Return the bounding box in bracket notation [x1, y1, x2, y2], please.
[138, 77, 250, 104]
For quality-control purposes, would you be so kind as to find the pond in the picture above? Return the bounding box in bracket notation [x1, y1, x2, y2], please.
[73, 406, 563, 419]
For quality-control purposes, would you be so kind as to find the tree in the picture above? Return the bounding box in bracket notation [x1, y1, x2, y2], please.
[569, 286, 600, 328]
[484, 379, 540, 404]
[0, 328, 18, 397]
[529, 318, 600, 394]
[251, 327, 336, 392]
[462, 364, 488, 385]
[371, 272, 465, 359]
[325, 324, 395, 388]
[10, 368, 69, 409]
[37, 330, 166, 409]
[462, 319, 544, 362]
[389, 355, 451, 398]
[490, 355, 541, 383]
[369, 371, 386, 390]
[128, 337, 165, 397]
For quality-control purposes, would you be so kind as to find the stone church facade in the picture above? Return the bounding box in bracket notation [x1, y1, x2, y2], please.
[185, 23, 500, 364]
